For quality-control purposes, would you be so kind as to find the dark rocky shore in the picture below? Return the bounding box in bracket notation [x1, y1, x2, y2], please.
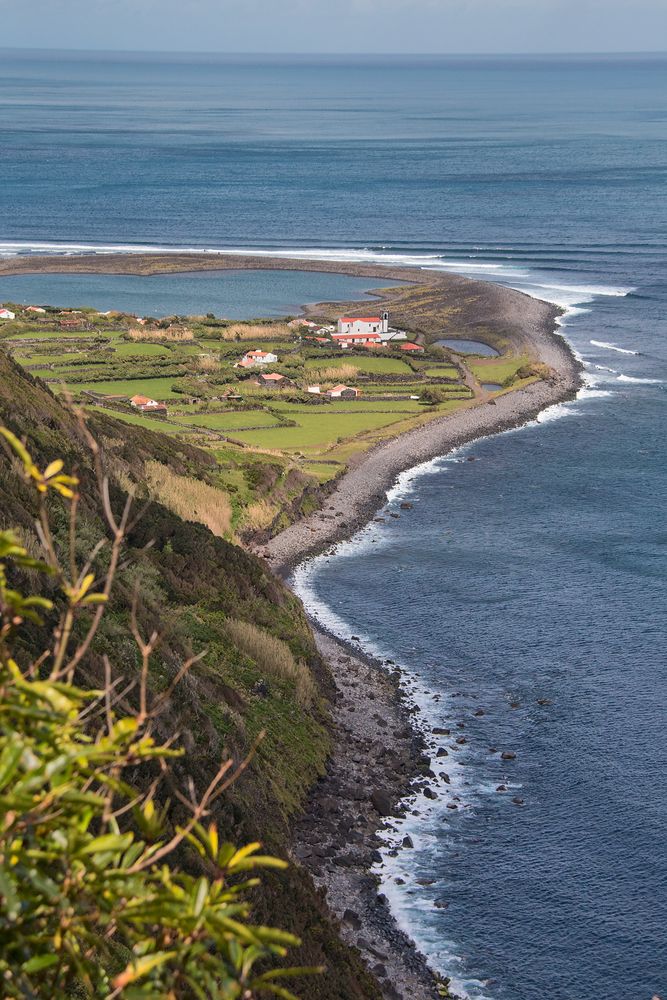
[293, 628, 446, 1000]
[259, 266, 583, 1000]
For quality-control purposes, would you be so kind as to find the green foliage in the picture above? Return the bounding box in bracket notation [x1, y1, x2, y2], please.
[0, 429, 319, 999]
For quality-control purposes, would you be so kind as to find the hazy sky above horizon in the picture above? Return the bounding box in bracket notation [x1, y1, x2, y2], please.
[1, 0, 666, 54]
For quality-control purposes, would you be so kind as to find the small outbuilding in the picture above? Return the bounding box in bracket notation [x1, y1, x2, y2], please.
[326, 384, 360, 399]
[256, 373, 287, 387]
[130, 394, 168, 415]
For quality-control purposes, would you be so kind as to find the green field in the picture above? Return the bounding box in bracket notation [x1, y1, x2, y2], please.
[13, 352, 90, 366]
[56, 376, 184, 399]
[231, 410, 411, 452]
[421, 366, 460, 379]
[172, 409, 283, 431]
[273, 399, 424, 414]
[469, 355, 528, 385]
[113, 342, 171, 357]
[89, 408, 185, 434]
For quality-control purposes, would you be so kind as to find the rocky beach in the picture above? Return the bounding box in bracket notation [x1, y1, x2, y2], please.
[257, 263, 583, 1000]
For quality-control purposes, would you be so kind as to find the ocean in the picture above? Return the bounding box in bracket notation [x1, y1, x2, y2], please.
[1, 49, 665, 1000]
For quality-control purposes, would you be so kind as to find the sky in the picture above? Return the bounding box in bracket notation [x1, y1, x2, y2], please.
[1, 0, 667, 54]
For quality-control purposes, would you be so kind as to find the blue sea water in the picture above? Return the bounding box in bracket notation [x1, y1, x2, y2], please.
[0, 49, 665, 1000]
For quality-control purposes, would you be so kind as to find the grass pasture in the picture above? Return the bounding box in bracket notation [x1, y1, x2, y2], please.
[172, 409, 283, 432]
[88, 408, 185, 434]
[231, 410, 411, 453]
[469, 355, 529, 386]
[57, 376, 184, 399]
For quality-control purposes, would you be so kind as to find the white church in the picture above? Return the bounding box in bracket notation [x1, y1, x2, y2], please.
[333, 312, 407, 348]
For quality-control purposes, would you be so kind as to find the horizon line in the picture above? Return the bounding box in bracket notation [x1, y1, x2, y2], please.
[1, 45, 666, 58]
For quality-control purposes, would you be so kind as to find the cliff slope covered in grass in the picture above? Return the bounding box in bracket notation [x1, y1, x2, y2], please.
[0, 352, 381, 1000]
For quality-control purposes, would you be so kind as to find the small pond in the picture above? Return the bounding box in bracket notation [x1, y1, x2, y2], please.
[482, 382, 503, 391]
[0, 268, 396, 320]
[436, 337, 500, 357]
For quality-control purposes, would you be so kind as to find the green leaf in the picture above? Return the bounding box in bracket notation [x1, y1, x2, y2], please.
[0, 741, 23, 791]
[21, 954, 60, 973]
[113, 951, 177, 989]
[254, 966, 325, 982]
[0, 427, 32, 468]
[193, 876, 209, 917]
[233, 855, 288, 872]
[78, 832, 133, 856]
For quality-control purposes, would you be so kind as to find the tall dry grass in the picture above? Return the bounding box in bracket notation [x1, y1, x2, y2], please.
[196, 354, 219, 372]
[219, 323, 293, 341]
[145, 461, 232, 537]
[127, 327, 194, 341]
[243, 499, 277, 532]
[225, 618, 317, 707]
[307, 362, 359, 383]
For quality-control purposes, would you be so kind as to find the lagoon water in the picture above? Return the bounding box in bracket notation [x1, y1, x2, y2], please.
[1, 50, 666, 1000]
[0, 269, 385, 318]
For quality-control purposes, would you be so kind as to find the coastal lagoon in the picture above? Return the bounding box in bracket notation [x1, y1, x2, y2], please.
[1, 50, 666, 1000]
[435, 339, 500, 357]
[0, 269, 384, 318]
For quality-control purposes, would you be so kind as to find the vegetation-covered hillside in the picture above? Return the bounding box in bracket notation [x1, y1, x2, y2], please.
[0, 351, 382, 999]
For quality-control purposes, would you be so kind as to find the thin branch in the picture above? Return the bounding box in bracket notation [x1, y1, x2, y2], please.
[149, 650, 208, 720]
[125, 730, 267, 875]
[68, 491, 79, 587]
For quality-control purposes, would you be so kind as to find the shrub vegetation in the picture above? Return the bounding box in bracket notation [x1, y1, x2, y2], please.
[0, 426, 317, 999]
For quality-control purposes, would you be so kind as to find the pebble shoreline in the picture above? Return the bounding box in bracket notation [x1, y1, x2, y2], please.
[262, 280, 583, 1000]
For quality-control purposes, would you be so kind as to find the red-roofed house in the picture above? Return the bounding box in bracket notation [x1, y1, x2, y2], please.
[130, 394, 168, 415]
[235, 349, 278, 368]
[256, 373, 287, 387]
[332, 330, 382, 349]
[399, 342, 425, 353]
[326, 384, 360, 399]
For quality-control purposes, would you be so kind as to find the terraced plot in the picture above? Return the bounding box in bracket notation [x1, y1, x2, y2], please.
[172, 409, 283, 431]
[231, 411, 412, 453]
[56, 377, 184, 398]
[304, 355, 412, 375]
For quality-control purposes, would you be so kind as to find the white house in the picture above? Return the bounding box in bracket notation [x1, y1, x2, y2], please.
[337, 312, 389, 338]
[236, 349, 278, 369]
[0, 308, 16, 321]
[378, 328, 407, 343]
[306, 385, 321, 394]
[130, 394, 168, 414]
[331, 330, 382, 349]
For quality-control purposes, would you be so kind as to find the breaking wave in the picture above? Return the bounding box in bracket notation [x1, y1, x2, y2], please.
[590, 339, 640, 355]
